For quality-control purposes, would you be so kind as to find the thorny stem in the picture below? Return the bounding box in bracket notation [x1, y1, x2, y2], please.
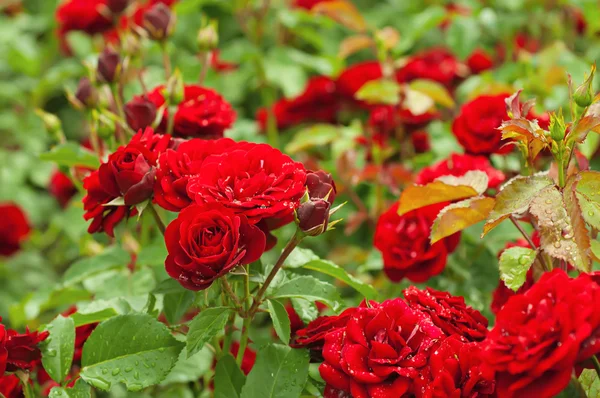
[509, 216, 551, 272]
[148, 203, 166, 235]
[221, 278, 243, 313]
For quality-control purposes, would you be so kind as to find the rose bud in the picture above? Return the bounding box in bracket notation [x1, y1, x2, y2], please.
[107, 0, 129, 14]
[143, 3, 175, 41]
[75, 77, 97, 108]
[125, 96, 158, 132]
[97, 47, 121, 84]
[574, 65, 595, 108]
[305, 170, 336, 203]
[197, 21, 218, 52]
[297, 199, 331, 236]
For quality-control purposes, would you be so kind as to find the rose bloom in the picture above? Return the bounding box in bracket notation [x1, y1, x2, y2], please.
[404, 286, 489, 342]
[187, 143, 307, 225]
[0, 375, 21, 398]
[134, 84, 235, 138]
[336, 61, 383, 102]
[482, 269, 600, 398]
[56, 0, 115, 51]
[256, 76, 338, 131]
[415, 153, 506, 189]
[0, 203, 30, 257]
[292, 306, 360, 351]
[293, 0, 336, 9]
[320, 299, 444, 398]
[165, 203, 266, 290]
[466, 48, 494, 74]
[210, 50, 237, 73]
[396, 48, 460, 88]
[49, 171, 77, 207]
[417, 336, 496, 398]
[374, 203, 460, 283]
[1, 317, 49, 374]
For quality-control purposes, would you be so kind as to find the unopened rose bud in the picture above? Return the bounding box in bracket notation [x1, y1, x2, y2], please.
[297, 199, 331, 236]
[125, 96, 158, 132]
[122, 32, 141, 57]
[107, 0, 129, 14]
[97, 47, 121, 84]
[197, 21, 218, 52]
[143, 3, 175, 41]
[165, 70, 184, 105]
[306, 170, 337, 203]
[574, 65, 595, 108]
[35, 109, 64, 142]
[75, 77, 98, 108]
[549, 111, 566, 141]
[96, 113, 116, 140]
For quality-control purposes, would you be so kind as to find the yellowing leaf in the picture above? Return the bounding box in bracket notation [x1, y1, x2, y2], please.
[575, 170, 600, 230]
[397, 182, 479, 216]
[403, 87, 435, 115]
[313, 0, 367, 32]
[409, 79, 455, 108]
[355, 79, 401, 105]
[338, 35, 374, 59]
[436, 170, 489, 195]
[564, 176, 592, 272]
[285, 124, 338, 154]
[569, 115, 600, 144]
[430, 197, 495, 243]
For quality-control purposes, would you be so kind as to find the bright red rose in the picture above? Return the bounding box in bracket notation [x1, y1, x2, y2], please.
[482, 269, 600, 398]
[165, 203, 266, 290]
[336, 61, 383, 102]
[452, 94, 511, 155]
[320, 299, 444, 398]
[116, 0, 176, 32]
[466, 48, 494, 74]
[257, 76, 338, 131]
[154, 138, 241, 212]
[374, 203, 460, 283]
[411, 131, 431, 153]
[141, 84, 235, 138]
[0, 318, 49, 374]
[396, 48, 460, 88]
[0, 374, 21, 398]
[187, 143, 307, 225]
[56, 0, 115, 52]
[0, 203, 30, 257]
[292, 306, 359, 351]
[416, 153, 506, 189]
[576, 271, 600, 365]
[417, 336, 496, 398]
[293, 0, 335, 9]
[49, 171, 77, 207]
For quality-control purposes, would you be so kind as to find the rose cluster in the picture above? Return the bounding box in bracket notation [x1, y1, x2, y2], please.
[293, 287, 494, 398]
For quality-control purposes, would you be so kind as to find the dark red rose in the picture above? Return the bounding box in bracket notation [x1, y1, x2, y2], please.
[404, 286, 488, 342]
[229, 342, 256, 375]
[411, 131, 430, 153]
[165, 203, 266, 290]
[452, 94, 511, 155]
[374, 203, 460, 283]
[297, 200, 331, 236]
[96, 47, 121, 84]
[466, 48, 494, 74]
[0, 203, 30, 257]
[119, 0, 176, 29]
[143, 3, 175, 41]
[142, 84, 235, 138]
[514, 33, 540, 54]
[396, 48, 460, 88]
[107, 0, 129, 13]
[187, 143, 307, 225]
[572, 7, 587, 35]
[416, 153, 506, 189]
[482, 269, 600, 398]
[293, 0, 336, 9]
[125, 96, 158, 133]
[1, 318, 49, 374]
[56, 0, 115, 52]
[319, 299, 444, 398]
[306, 170, 336, 202]
[417, 336, 496, 398]
[210, 50, 237, 72]
[257, 76, 338, 131]
[292, 306, 358, 351]
[74, 77, 98, 108]
[154, 138, 240, 212]
[336, 61, 383, 102]
[49, 171, 77, 207]
[0, 374, 21, 398]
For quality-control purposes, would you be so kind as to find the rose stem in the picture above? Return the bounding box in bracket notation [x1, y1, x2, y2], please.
[148, 203, 166, 235]
[509, 215, 551, 271]
[221, 278, 243, 313]
[592, 355, 600, 378]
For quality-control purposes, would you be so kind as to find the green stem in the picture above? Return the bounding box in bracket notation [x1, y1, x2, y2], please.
[198, 52, 210, 85]
[212, 335, 223, 357]
[111, 85, 127, 144]
[148, 203, 166, 235]
[221, 278, 243, 313]
[15, 371, 33, 398]
[167, 106, 176, 136]
[222, 311, 236, 355]
[237, 264, 252, 366]
[592, 355, 600, 379]
[161, 42, 172, 78]
[509, 216, 551, 272]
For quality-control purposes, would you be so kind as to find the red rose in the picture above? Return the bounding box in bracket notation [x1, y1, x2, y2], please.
[396, 48, 460, 88]
[56, 0, 115, 52]
[367, 106, 437, 146]
[0, 203, 30, 257]
[466, 48, 494, 74]
[257, 76, 338, 131]
[165, 203, 266, 290]
[482, 269, 600, 398]
[336, 61, 383, 102]
[49, 171, 77, 207]
[374, 203, 460, 283]
[577, 271, 600, 365]
[229, 342, 256, 375]
[139, 84, 235, 138]
[292, 306, 359, 351]
[411, 131, 431, 153]
[154, 138, 241, 212]
[187, 143, 307, 225]
[404, 286, 488, 342]
[210, 50, 237, 73]
[1, 318, 49, 374]
[320, 299, 443, 398]
[0, 375, 21, 398]
[116, 0, 176, 32]
[415, 153, 506, 189]
[293, 0, 336, 9]
[452, 94, 511, 155]
[125, 96, 158, 133]
[418, 336, 496, 398]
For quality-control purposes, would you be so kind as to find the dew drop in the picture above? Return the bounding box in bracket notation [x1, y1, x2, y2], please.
[553, 241, 561, 248]
[124, 366, 133, 373]
[112, 368, 121, 376]
[102, 369, 108, 375]
[47, 349, 57, 357]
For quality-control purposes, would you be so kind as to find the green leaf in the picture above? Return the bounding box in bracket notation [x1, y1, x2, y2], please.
[285, 124, 339, 154]
[498, 247, 537, 291]
[579, 369, 600, 397]
[355, 79, 401, 105]
[409, 79, 455, 108]
[63, 247, 131, 286]
[290, 298, 318, 324]
[161, 346, 213, 386]
[40, 142, 100, 169]
[49, 379, 91, 398]
[575, 171, 600, 230]
[69, 299, 133, 327]
[301, 259, 377, 300]
[446, 16, 480, 59]
[267, 300, 291, 344]
[41, 315, 76, 383]
[215, 354, 246, 398]
[240, 344, 309, 398]
[163, 290, 195, 325]
[271, 276, 342, 311]
[80, 314, 184, 391]
[186, 307, 232, 358]
[284, 247, 319, 268]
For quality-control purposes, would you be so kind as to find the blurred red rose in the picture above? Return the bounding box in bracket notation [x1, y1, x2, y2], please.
[396, 48, 460, 88]
[374, 203, 460, 283]
[415, 153, 506, 189]
[210, 50, 238, 72]
[292, 0, 335, 9]
[125, 96, 158, 133]
[0, 203, 30, 257]
[140, 84, 235, 138]
[1, 318, 49, 374]
[411, 131, 431, 153]
[320, 299, 443, 398]
[165, 203, 266, 291]
[466, 48, 494, 74]
[452, 94, 511, 155]
[118, 0, 177, 31]
[336, 61, 383, 102]
[292, 306, 359, 351]
[49, 171, 77, 208]
[56, 0, 115, 52]
[228, 342, 256, 375]
[404, 286, 488, 342]
[187, 143, 307, 225]
[482, 269, 600, 398]
[0, 374, 21, 398]
[257, 76, 338, 131]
